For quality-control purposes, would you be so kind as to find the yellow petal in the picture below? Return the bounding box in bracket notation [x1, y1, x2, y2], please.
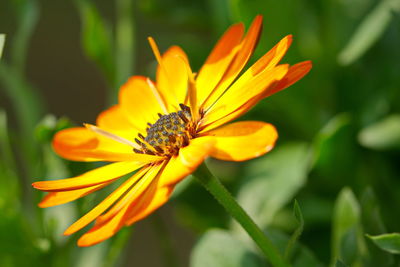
[95, 164, 163, 225]
[119, 76, 166, 133]
[264, 60, 312, 97]
[156, 46, 189, 111]
[158, 136, 215, 187]
[200, 61, 312, 133]
[202, 65, 289, 130]
[63, 166, 150, 235]
[96, 104, 136, 131]
[205, 121, 278, 161]
[196, 23, 245, 106]
[76, 164, 163, 246]
[231, 35, 293, 90]
[125, 184, 174, 226]
[32, 161, 143, 191]
[96, 104, 140, 140]
[201, 15, 263, 110]
[38, 183, 109, 208]
[77, 198, 131, 247]
[52, 127, 162, 162]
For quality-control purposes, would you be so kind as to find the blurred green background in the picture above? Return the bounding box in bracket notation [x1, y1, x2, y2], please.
[1, 0, 400, 266]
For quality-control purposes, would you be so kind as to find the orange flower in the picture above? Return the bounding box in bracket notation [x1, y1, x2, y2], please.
[33, 15, 311, 246]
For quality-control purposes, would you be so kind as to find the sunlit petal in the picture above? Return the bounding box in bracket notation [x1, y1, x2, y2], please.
[201, 15, 263, 109]
[156, 46, 189, 111]
[33, 161, 144, 191]
[119, 76, 166, 132]
[202, 64, 289, 130]
[76, 165, 163, 246]
[196, 23, 245, 106]
[38, 183, 109, 208]
[63, 166, 151, 235]
[205, 121, 278, 161]
[158, 136, 215, 187]
[52, 127, 162, 162]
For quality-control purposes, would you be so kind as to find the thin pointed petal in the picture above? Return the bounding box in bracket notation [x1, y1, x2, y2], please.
[76, 165, 163, 246]
[95, 164, 163, 224]
[33, 161, 144, 191]
[38, 183, 109, 208]
[202, 65, 289, 129]
[124, 184, 174, 225]
[201, 15, 263, 109]
[196, 23, 245, 106]
[52, 127, 162, 162]
[63, 166, 150, 235]
[265, 60, 312, 97]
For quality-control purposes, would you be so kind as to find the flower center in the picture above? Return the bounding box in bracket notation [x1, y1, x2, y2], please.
[134, 104, 196, 156]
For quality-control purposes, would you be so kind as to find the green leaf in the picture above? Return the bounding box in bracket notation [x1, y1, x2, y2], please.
[75, 0, 114, 84]
[0, 63, 44, 138]
[335, 259, 349, 267]
[114, 0, 135, 104]
[331, 187, 366, 266]
[76, 242, 109, 267]
[366, 233, 400, 254]
[312, 113, 351, 171]
[285, 200, 305, 260]
[0, 110, 19, 210]
[0, 34, 5, 59]
[190, 229, 261, 267]
[360, 188, 394, 265]
[263, 228, 324, 267]
[234, 142, 310, 235]
[358, 114, 400, 150]
[35, 115, 71, 143]
[10, 0, 39, 72]
[338, 0, 400, 65]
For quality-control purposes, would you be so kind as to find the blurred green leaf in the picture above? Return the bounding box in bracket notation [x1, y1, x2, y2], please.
[76, 242, 108, 267]
[234, 142, 310, 233]
[358, 114, 400, 150]
[190, 229, 261, 267]
[10, 0, 39, 72]
[285, 200, 305, 260]
[366, 233, 400, 254]
[360, 188, 394, 265]
[312, 113, 351, 170]
[0, 63, 44, 138]
[0, 111, 19, 210]
[115, 0, 135, 102]
[338, 0, 400, 65]
[35, 115, 71, 143]
[0, 111, 16, 171]
[263, 228, 323, 267]
[0, 34, 5, 59]
[335, 259, 349, 267]
[331, 188, 366, 266]
[75, 0, 114, 84]
[360, 188, 386, 235]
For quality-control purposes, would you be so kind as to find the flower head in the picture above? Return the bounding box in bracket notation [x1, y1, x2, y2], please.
[33, 15, 311, 246]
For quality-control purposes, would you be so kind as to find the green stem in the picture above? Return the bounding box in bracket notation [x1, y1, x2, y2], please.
[193, 163, 290, 267]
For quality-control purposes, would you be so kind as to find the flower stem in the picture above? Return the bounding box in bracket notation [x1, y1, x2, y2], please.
[193, 163, 289, 267]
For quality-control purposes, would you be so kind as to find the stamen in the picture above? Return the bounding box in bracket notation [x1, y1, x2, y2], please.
[136, 104, 196, 156]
